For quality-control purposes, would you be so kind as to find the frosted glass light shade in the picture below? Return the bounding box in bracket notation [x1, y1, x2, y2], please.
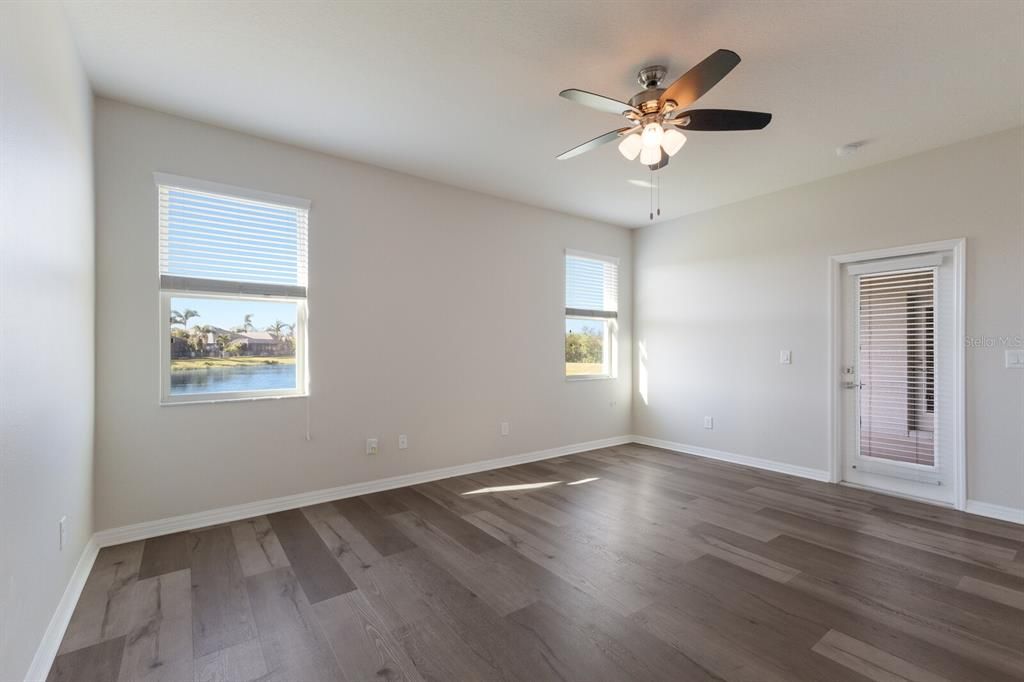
[641, 123, 664, 148]
[661, 128, 687, 156]
[618, 133, 643, 160]
[639, 146, 661, 166]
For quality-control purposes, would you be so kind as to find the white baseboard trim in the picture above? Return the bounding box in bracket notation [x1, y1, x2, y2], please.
[94, 435, 632, 547]
[24, 536, 99, 682]
[630, 435, 832, 482]
[965, 500, 1024, 525]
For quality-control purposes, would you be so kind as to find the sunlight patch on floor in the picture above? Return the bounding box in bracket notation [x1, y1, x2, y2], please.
[461, 481, 562, 495]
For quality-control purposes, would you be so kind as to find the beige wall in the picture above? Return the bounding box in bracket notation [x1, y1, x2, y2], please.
[93, 98, 632, 531]
[633, 127, 1024, 512]
[0, 3, 95, 678]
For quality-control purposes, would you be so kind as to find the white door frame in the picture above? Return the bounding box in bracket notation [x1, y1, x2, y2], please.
[827, 238, 966, 510]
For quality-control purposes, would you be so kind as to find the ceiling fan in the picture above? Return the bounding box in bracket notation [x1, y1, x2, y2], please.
[556, 49, 772, 170]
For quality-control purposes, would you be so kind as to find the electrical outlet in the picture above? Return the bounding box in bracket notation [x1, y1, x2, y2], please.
[398, 435, 408, 449]
[780, 350, 792, 365]
[500, 422, 510, 436]
[366, 438, 379, 455]
[704, 416, 714, 430]
[59, 516, 67, 551]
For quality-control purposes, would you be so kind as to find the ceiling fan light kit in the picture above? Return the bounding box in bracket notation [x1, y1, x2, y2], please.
[618, 132, 643, 160]
[557, 49, 772, 171]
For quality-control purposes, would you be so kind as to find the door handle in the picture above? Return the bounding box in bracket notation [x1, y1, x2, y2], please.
[843, 381, 865, 389]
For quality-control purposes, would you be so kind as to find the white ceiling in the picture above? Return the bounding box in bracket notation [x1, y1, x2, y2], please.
[64, 1, 1024, 227]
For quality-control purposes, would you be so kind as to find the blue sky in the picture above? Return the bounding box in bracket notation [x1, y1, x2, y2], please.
[565, 319, 604, 335]
[170, 296, 296, 331]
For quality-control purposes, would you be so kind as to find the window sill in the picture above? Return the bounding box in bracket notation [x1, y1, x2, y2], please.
[565, 375, 614, 382]
[160, 392, 308, 407]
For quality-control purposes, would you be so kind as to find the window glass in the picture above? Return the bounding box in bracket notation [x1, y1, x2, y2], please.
[168, 297, 298, 396]
[565, 318, 608, 377]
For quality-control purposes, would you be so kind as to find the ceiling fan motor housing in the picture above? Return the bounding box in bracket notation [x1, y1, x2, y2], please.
[629, 88, 665, 114]
[637, 65, 667, 88]
[631, 65, 669, 114]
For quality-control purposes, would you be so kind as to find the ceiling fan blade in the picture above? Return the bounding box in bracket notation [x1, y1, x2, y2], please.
[560, 89, 640, 117]
[669, 109, 772, 131]
[556, 126, 637, 160]
[659, 49, 741, 109]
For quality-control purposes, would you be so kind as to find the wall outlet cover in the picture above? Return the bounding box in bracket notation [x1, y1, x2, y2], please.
[398, 435, 408, 449]
[703, 416, 714, 429]
[366, 438, 379, 455]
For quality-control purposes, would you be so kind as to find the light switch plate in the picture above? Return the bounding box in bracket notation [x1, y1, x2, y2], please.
[1007, 349, 1024, 369]
[703, 416, 714, 429]
[780, 350, 792, 365]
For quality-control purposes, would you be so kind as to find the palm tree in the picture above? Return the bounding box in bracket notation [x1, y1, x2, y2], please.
[187, 325, 211, 354]
[266, 320, 291, 337]
[243, 313, 255, 332]
[170, 308, 199, 327]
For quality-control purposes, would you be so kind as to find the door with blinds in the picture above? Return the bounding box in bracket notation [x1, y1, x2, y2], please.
[840, 250, 957, 504]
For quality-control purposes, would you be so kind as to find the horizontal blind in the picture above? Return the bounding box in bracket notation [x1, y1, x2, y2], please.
[566, 252, 618, 318]
[159, 183, 308, 297]
[859, 269, 935, 467]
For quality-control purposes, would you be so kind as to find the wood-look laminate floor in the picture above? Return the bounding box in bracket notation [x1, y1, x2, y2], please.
[48, 444, 1024, 681]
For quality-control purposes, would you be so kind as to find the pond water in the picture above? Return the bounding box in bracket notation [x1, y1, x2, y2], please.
[170, 364, 296, 395]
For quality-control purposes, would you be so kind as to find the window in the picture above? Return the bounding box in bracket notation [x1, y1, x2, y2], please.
[157, 174, 309, 403]
[565, 250, 618, 378]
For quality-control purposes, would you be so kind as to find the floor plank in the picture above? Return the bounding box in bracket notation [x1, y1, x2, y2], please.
[372, 487, 503, 553]
[333, 496, 416, 556]
[957, 575, 1024, 610]
[193, 638, 267, 682]
[137, 532, 191, 580]
[59, 543, 144, 654]
[389, 510, 541, 615]
[312, 589, 423, 682]
[230, 516, 289, 577]
[189, 526, 258, 658]
[388, 548, 561, 681]
[812, 629, 950, 682]
[245, 567, 342, 681]
[266, 508, 356, 603]
[47, 637, 126, 682]
[303, 502, 433, 632]
[116, 569, 193, 681]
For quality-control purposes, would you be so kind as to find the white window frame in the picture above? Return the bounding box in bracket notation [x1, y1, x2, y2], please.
[156, 174, 310, 405]
[565, 249, 618, 381]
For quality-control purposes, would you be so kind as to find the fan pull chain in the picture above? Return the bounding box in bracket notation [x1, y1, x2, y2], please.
[649, 170, 654, 221]
[648, 171, 662, 221]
